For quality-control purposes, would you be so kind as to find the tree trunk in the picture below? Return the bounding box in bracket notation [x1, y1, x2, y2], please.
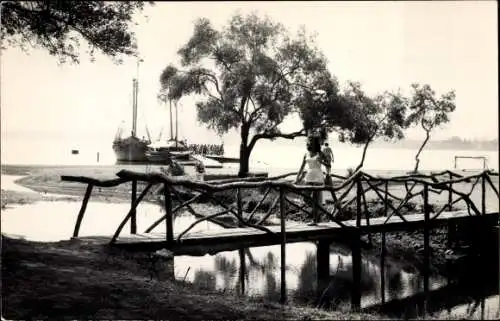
[238, 123, 251, 178]
[239, 145, 250, 178]
[355, 140, 371, 172]
[414, 130, 431, 173]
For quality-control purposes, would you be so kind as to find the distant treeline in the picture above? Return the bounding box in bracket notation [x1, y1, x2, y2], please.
[373, 137, 499, 151]
[188, 144, 224, 155]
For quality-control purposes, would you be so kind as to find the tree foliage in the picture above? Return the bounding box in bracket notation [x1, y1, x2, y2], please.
[160, 13, 355, 176]
[406, 84, 456, 172]
[331, 82, 409, 171]
[1, 1, 150, 63]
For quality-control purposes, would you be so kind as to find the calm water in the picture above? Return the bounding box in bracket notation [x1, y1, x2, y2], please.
[1, 189, 498, 318]
[1, 135, 498, 176]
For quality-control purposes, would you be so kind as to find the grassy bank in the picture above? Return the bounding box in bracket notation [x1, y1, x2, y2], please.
[1, 236, 386, 320]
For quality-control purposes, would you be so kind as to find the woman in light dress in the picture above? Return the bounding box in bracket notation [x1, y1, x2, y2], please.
[296, 136, 326, 225]
[195, 160, 206, 181]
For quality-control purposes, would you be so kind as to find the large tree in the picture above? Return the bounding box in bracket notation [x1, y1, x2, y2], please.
[406, 84, 456, 172]
[159, 13, 351, 177]
[336, 82, 409, 171]
[1, 1, 150, 63]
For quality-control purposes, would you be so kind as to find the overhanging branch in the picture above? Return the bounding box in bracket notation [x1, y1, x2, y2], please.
[248, 129, 306, 152]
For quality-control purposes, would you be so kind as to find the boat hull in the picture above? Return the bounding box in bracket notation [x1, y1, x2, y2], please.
[113, 137, 149, 162]
[146, 149, 193, 163]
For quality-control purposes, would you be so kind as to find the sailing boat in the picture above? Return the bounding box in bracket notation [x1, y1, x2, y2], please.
[146, 99, 192, 163]
[112, 78, 151, 162]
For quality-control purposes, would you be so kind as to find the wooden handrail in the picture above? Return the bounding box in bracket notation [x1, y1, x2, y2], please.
[61, 175, 129, 187]
[62, 169, 493, 193]
[64, 168, 497, 245]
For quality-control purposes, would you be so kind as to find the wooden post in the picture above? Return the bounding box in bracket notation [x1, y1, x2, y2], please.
[316, 240, 330, 300]
[384, 181, 388, 217]
[361, 189, 372, 245]
[164, 183, 173, 243]
[356, 179, 362, 227]
[279, 187, 287, 304]
[237, 187, 243, 226]
[380, 231, 386, 304]
[481, 173, 486, 215]
[448, 172, 453, 211]
[130, 180, 137, 234]
[381, 180, 388, 304]
[72, 184, 93, 237]
[423, 184, 430, 314]
[351, 228, 361, 311]
[111, 183, 154, 243]
[239, 248, 246, 295]
[312, 190, 319, 224]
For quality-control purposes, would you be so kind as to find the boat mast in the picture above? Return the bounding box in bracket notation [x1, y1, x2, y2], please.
[175, 100, 178, 147]
[132, 78, 138, 137]
[169, 99, 174, 140]
[132, 57, 143, 139]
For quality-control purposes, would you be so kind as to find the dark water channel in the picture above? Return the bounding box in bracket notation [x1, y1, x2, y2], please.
[174, 227, 499, 319]
[1, 199, 499, 319]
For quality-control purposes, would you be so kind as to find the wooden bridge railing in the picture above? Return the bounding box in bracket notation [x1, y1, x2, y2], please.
[61, 168, 499, 310]
[62, 168, 499, 244]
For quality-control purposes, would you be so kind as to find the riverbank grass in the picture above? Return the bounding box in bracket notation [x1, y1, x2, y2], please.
[2, 236, 386, 320]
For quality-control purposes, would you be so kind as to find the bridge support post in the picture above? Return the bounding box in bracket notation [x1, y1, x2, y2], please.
[164, 184, 173, 243]
[73, 184, 93, 238]
[237, 186, 246, 294]
[238, 248, 246, 295]
[356, 180, 362, 227]
[448, 172, 453, 211]
[236, 187, 243, 220]
[351, 228, 361, 311]
[316, 240, 331, 301]
[481, 173, 486, 215]
[131, 180, 137, 234]
[380, 181, 388, 304]
[279, 187, 287, 305]
[380, 231, 386, 304]
[423, 184, 430, 315]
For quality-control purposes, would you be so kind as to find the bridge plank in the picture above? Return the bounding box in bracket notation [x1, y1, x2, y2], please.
[77, 211, 498, 255]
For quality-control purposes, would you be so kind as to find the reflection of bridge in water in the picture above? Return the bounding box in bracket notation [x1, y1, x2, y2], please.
[183, 242, 497, 317]
[63, 169, 499, 314]
[363, 259, 499, 319]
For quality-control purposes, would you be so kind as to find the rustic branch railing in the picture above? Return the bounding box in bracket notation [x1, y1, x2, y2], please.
[62, 169, 498, 244]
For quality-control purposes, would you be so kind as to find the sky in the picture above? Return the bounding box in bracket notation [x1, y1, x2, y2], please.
[1, 1, 498, 146]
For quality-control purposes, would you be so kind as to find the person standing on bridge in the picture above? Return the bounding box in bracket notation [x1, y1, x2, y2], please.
[296, 136, 324, 225]
[195, 160, 205, 181]
[321, 142, 334, 185]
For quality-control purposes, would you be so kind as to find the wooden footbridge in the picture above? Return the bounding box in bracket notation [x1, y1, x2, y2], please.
[62, 169, 499, 312]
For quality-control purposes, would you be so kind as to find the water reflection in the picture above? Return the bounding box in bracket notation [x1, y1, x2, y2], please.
[175, 242, 444, 310]
[193, 270, 216, 291]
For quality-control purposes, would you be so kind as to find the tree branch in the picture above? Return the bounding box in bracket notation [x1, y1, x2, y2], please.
[197, 70, 224, 98]
[247, 129, 306, 153]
